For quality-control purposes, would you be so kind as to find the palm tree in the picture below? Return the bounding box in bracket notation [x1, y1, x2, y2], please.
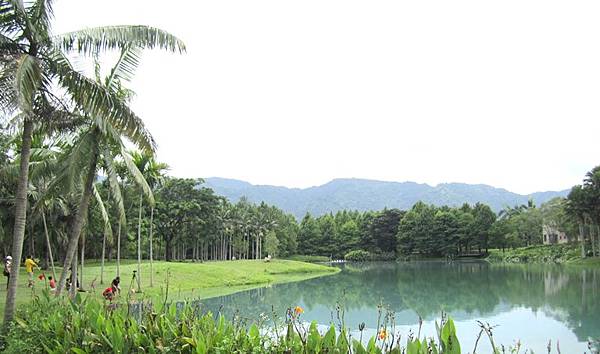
[141, 156, 167, 286]
[0, 0, 185, 322]
[54, 43, 173, 296]
[130, 151, 167, 289]
[130, 151, 150, 290]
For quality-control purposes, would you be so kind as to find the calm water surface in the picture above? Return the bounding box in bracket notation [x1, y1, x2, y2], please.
[201, 261, 600, 352]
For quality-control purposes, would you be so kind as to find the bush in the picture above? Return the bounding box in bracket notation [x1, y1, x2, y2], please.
[345, 250, 371, 262]
[286, 255, 330, 263]
[486, 244, 582, 264]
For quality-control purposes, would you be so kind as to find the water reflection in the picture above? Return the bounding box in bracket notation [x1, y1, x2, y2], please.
[200, 261, 600, 350]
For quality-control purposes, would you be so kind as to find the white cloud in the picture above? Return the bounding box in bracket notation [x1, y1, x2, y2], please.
[53, 0, 600, 194]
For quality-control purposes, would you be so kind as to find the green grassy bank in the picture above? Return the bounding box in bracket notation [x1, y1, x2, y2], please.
[0, 259, 339, 314]
[486, 243, 599, 264]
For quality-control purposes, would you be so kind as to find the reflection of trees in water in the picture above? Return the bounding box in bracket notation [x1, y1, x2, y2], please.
[200, 261, 600, 342]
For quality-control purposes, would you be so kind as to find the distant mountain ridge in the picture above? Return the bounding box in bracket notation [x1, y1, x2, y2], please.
[203, 177, 570, 219]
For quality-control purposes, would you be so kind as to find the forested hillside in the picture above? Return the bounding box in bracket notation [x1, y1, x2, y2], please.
[204, 177, 569, 219]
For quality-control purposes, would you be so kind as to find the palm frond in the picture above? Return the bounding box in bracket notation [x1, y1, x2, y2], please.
[102, 149, 126, 225]
[14, 53, 42, 113]
[46, 128, 95, 196]
[106, 44, 141, 89]
[56, 25, 186, 56]
[0, 1, 25, 38]
[50, 50, 156, 152]
[30, 0, 54, 29]
[92, 183, 113, 241]
[0, 56, 21, 114]
[121, 146, 154, 206]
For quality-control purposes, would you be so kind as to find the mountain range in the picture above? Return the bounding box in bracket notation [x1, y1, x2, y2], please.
[203, 177, 570, 219]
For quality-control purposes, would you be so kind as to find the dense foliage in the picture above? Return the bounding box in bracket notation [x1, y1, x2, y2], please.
[487, 243, 582, 264]
[344, 250, 371, 262]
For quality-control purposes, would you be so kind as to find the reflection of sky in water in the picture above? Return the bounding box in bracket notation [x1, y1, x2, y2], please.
[302, 307, 586, 352]
[200, 261, 599, 352]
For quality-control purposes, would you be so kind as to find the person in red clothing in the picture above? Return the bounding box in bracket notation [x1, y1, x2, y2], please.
[102, 286, 114, 301]
[48, 276, 56, 292]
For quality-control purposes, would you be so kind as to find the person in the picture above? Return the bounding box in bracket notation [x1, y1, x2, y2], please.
[48, 276, 56, 292]
[66, 267, 80, 291]
[3, 256, 12, 289]
[111, 276, 121, 295]
[102, 286, 114, 301]
[24, 255, 38, 288]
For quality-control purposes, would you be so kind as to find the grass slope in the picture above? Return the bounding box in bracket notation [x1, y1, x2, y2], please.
[0, 259, 338, 313]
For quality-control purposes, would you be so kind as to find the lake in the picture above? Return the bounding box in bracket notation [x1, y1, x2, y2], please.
[201, 261, 600, 352]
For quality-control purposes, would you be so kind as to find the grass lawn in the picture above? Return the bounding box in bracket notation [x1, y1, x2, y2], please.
[0, 259, 339, 314]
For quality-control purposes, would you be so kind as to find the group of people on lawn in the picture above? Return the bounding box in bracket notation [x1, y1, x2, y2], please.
[2, 255, 121, 301]
[2, 255, 53, 290]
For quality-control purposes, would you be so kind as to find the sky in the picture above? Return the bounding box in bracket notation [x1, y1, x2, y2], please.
[52, 0, 600, 194]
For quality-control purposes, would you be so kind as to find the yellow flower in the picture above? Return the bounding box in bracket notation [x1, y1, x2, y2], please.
[378, 329, 387, 340]
[294, 306, 304, 315]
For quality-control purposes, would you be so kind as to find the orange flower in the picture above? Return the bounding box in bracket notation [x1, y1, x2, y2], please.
[378, 329, 387, 340]
[294, 306, 304, 315]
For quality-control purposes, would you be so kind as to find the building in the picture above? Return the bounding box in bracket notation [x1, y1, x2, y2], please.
[542, 224, 568, 245]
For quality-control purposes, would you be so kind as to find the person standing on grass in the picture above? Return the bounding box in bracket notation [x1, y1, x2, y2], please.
[24, 255, 38, 288]
[48, 276, 56, 292]
[3, 256, 12, 289]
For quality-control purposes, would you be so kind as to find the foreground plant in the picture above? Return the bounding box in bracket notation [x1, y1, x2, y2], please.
[2, 290, 582, 354]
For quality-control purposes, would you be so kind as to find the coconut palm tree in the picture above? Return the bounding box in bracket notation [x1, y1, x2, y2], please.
[54, 43, 171, 296]
[0, 0, 185, 323]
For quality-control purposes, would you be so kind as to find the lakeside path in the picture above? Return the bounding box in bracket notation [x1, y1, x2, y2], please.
[0, 259, 340, 313]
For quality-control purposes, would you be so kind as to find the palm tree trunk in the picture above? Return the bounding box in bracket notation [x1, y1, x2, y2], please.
[29, 222, 35, 259]
[136, 192, 143, 291]
[42, 211, 57, 281]
[580, 222, 586, 258]
[80, 232, 85, 290]
[596, 224, 600, 256]
[56, 134, 99, 296]
[149, 207, 154, 287]
[70, 241, 78, 298]
[117, 219, 122, 276]
[591, 224, 597, 258]
[100, 226, 106, 284]
[4, 119, 34, 325]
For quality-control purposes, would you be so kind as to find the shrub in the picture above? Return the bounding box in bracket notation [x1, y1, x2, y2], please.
[286, 255, 330, 263]
[486, 244, 582, 264]
[345, 250, 371, 262]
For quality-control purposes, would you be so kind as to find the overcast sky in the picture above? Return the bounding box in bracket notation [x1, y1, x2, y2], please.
[53, 0, 600, 194]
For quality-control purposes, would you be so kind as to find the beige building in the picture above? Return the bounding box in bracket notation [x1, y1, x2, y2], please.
[542, 224, 568, 245]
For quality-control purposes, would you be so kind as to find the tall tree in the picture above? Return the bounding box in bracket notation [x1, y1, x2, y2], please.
[0, 0, 185, 322]
[55, 40, 183, 296]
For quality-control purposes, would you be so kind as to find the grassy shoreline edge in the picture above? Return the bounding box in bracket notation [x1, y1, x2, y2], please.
[0, 259, 340, 314]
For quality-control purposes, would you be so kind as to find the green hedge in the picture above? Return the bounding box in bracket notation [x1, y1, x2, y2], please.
[286, 255, 331, 263]
[486, 243, 582, 264]
[345, 250, 371, 262]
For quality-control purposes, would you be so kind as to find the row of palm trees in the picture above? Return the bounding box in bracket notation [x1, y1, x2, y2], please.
[160, 196, 281, 263]
[0, 0, 185, 325]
